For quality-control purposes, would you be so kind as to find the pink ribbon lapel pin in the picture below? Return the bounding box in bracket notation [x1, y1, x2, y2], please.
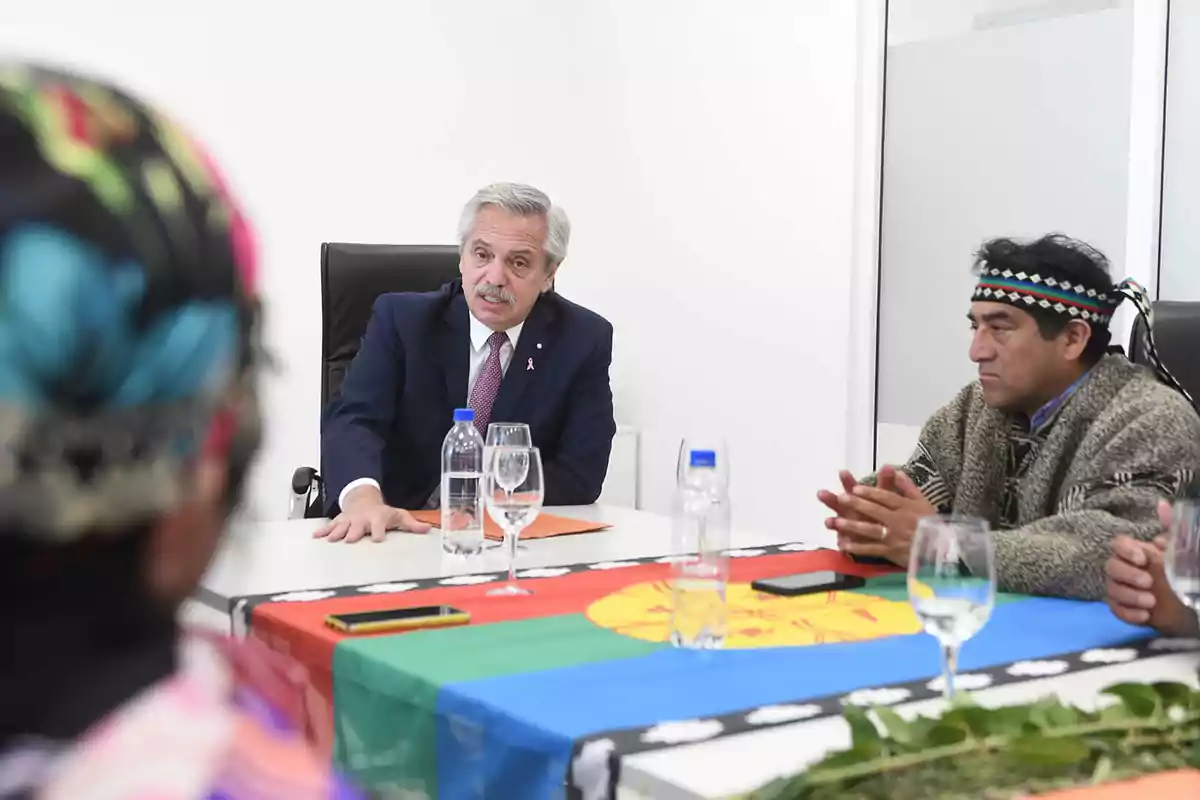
[526, 357, 535, 371]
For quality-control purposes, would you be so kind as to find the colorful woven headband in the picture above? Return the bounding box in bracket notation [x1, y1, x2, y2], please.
[972, 267, 1120, 324]
[0, 63, 263, 541]
[973, 271, 1196, 410]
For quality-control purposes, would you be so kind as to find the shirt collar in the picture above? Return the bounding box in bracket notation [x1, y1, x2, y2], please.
[1029, 368, 1092, 432]
[468, 312, 523, 353]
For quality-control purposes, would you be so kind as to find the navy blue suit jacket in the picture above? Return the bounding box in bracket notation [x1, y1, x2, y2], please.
[321, 281, 616, 514]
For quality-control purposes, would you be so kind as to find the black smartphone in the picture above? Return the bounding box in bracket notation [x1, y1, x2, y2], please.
[848, 554, 894, 566]
[325, 605, 470, 633]
[751, 571, 865, 597]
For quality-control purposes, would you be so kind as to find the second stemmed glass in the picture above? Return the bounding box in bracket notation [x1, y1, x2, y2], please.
[483, 423, 532, 550]
[486, 422, 532, 450]
[1166, 498, 1200, 613]
[908, 516, 996, 700]
[485, 446, 544, 596]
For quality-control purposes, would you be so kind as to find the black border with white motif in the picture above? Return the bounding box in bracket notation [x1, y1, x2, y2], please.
[564, 636, 1200, 800]
[221, 541, 828, 637]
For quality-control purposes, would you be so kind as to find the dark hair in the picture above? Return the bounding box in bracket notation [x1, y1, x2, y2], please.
[972, 234, 1114, 365]
[0, 525, 176, 741]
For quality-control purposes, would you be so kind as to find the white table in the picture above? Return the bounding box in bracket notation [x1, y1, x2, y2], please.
[617, 649, 1200, 799]
[189, 504, 804, 632]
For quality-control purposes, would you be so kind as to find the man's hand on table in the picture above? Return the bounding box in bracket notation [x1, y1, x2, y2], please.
[313, 485, 432, 543]
[1105, 500, 1197, 636]
[820, 465, 935, 567]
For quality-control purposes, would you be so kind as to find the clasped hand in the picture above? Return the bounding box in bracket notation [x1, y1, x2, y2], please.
[816, 465, 937, 567]
[1105, 500, 1195, 635]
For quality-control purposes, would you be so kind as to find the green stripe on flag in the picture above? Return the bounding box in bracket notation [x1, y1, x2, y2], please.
[331, 613, 666, 796]
[854, 572, 1027, 605]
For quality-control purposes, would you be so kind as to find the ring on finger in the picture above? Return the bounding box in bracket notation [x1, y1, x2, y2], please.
[880, 525, 889, 541]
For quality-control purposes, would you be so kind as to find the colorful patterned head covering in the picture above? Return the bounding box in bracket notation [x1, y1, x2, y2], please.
[972, 236, 1195, 410]
[0, 63, 262, 541]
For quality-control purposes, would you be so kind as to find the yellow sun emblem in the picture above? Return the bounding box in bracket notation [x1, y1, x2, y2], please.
[587, 581, 922, 649]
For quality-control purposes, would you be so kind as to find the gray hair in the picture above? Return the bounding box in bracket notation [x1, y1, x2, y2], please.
[457, 182, 571, 271]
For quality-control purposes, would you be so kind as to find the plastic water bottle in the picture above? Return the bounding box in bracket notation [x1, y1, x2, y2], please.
[441, 409, 485, 556]
[671, 449, 730, 649]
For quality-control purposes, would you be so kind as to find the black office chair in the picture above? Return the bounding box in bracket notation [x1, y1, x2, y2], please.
[1129, 300, 1200, 403]
[289, 243, 461, 518]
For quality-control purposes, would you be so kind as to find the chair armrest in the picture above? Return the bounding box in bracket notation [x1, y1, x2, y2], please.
[291, 466, 321, 495]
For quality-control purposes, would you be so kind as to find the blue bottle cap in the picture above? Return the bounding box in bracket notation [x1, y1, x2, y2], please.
[453, 408, 475, 423]
[689, 449, 717, 468]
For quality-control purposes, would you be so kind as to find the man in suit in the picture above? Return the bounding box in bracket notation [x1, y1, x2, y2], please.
[316, 182, 616, 543]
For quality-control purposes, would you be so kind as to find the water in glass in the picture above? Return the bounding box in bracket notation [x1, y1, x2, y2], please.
[485, 446, 544, 597]
[908, 516, 995, 699]
[671, 449, 730, 649]
[440, 409, 485, 556]
[1167, 499, 1200, 611]
[482, 424, 532, 551]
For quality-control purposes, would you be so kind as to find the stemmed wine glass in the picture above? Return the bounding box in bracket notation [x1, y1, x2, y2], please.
[677, 436, 729, 489]
[483, 423, 532, 550]
[485, 446, 544, 596]
[908, 516, 996, 700]
[1165, 499, 1200, 613]
[486, 423, 532, 449]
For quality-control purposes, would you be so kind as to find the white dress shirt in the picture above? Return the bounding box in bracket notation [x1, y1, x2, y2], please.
[337, 313, 524, 509]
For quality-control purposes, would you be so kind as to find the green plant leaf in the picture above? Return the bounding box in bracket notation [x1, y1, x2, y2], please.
[941, 705, 998, 738]
[1007, 735, 1091, 768]
[1098, 701, 1129, 722]
[1044, 703, 1081, 728]
[904, 714, 936, 741]
[926, 719, 969, 746]
[843, 704, 882, 753]
[744, 677, 1200, 800]
[1152, 681, 1194, 709]
[873, 707, 913, 744]
[953, 704, 1025, 738]
[1090, 755, 1113, 784]
[1028, 697, 1075, 730]
[1188, 737, 1200, 768]
[1102, 683, 1161, 718]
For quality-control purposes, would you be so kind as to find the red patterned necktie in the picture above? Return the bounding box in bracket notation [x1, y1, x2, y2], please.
[469, 330, 509, 435]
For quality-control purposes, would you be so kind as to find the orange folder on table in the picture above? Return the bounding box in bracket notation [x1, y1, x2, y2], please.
[1023, 770, 1200, 799]
[410, 510, 611, 541]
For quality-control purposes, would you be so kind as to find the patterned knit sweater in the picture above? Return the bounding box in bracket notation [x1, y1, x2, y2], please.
[888, 355, 1200, 601]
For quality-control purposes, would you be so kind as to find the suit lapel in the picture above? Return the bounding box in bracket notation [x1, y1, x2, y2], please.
[491, 294, 558, 422]
[439, 293, 470, 408]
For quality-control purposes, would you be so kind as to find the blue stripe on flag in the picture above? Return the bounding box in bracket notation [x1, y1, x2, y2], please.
[435, 597, 1150, 799]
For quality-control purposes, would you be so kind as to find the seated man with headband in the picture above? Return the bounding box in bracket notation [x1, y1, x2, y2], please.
[819, 234, 1200, 599]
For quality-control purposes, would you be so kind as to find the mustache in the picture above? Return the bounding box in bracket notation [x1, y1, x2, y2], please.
[475, 283, 515, 304]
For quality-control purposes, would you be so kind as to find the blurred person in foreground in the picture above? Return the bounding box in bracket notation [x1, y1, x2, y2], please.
[1106, 501, 1199, 636]
[819, 234, 1200, 600]
[0, 64, 360, 798]
[316, 182, 616, 543]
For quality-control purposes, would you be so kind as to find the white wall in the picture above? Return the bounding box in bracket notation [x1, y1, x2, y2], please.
[1, 1, 866, 541]
[888, 0, 1123, 45]
[875, 1, 1139, 463]
[1160, 0, 1200, 300]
